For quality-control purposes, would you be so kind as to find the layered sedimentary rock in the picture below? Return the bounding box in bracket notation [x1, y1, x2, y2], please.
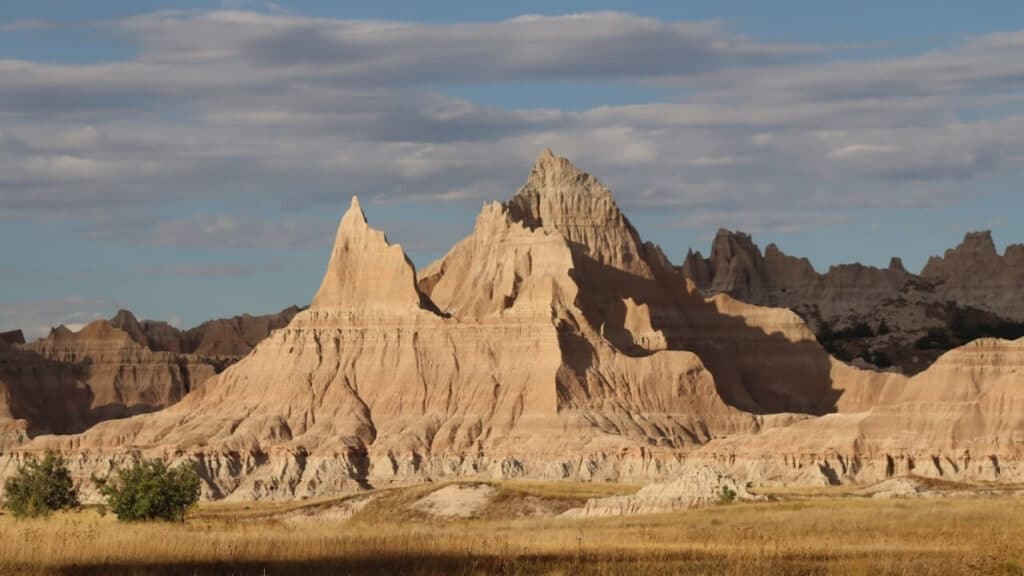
[693, 337, 1024, 485]
[683, 229, 1024, 373]
[0, 150, 1019, 500]
[20, 184, 765, 500]
[0, 321, 218, 448]
[0, 305, 300, 451]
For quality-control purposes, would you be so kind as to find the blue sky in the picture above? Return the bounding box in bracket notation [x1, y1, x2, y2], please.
[2, 1, 1023, 337]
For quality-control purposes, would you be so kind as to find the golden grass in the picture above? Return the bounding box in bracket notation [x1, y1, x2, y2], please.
[0, 483, 1022, 575]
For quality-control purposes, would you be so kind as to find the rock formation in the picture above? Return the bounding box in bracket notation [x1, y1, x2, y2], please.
[0, 150, 1020, 501]
[0, 320, 217, 448]
[921, 231, 1024, 321]
[0, 306, 299, 450]
[110, 306, 301, 357]
[682, 229, 1024, 373]
[691, 336, 1024, 485]
[563, 466, 761, 517]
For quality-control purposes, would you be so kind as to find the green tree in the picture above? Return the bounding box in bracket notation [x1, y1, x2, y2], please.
[97, 459, 201, 522]
[3, 451, 80, 518]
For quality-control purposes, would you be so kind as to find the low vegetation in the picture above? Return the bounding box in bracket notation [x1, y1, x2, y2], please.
[2, 451, 79, 518]
[96, 459, 201, 522]
[716, 485, 737, 504]
[0, 481, 1021, 575]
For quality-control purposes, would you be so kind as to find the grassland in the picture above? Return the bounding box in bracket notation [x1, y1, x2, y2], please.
[0, 481, 1021, 575]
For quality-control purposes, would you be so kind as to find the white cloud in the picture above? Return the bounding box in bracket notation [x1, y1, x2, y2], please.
[827, 144, 901, 159]
[0, 9, 1021, 254]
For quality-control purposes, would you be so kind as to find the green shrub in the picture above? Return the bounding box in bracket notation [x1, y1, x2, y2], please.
[717, 485, 737, 505]
[3, 451, 80, 518]
[97, 459, 201, 522]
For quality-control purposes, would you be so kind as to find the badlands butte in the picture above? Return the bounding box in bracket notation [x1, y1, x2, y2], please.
[1, 149, 1023, 502]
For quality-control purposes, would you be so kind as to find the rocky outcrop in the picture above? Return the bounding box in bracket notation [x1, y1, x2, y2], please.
[682, 229, 1024, 374]
[110, 306, 301, 357]
[690, 336, 1024, 486]
[0, 305, 299, 450]
[921, 231, 1024, 321]
[564, 465, 761, 517]
[0, 321, 218, 444]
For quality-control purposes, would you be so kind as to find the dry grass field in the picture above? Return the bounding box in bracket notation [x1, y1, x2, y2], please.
[0, 481, 1021, 576]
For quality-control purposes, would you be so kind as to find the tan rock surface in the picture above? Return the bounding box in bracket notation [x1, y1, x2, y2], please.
[411, 484, 495, 518]
[563, 465, 761, 517]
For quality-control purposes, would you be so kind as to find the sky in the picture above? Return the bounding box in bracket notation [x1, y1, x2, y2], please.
[2, 1, 1023, 338]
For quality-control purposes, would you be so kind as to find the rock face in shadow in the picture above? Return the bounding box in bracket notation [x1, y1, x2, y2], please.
[0, 306, 298, 449]
[0, 150, 1020, 499]
[693, 336, 1024, 485]
[0, 321, 216, 449]
[682, 229, 1024, 374]
[0, 331, 25, 346]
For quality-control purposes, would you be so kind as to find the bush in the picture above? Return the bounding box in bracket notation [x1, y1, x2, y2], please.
[3, 451, 80, 518]
[717, 485, 737, 505]
[97, 459, 201, 522]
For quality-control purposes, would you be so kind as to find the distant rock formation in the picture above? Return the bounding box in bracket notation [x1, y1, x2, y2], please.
[921, 231, 1024, 321]
[0, 321, 214, 448]
[0, 306, 301, 450]
[682, 229, 1024, 373]
[110, 306, 301, 357]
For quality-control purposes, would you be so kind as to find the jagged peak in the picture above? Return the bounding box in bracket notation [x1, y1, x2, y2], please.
[714, 228, 753, 241]
[311, 196, 436, 314]
[953, 230, 997, 253]
[507, 150, 653, 277]
[518, 149, 612, 203]
[111, 309, 139, 323]
[888, 257, 907, 274]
